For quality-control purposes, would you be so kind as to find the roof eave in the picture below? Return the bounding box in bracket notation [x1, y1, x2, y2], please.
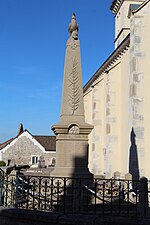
[132, 0, 150, 14]
[83, 34, 130, 93]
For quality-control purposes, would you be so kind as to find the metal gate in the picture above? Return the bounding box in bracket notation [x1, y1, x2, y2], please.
[0, 168, 149, 217]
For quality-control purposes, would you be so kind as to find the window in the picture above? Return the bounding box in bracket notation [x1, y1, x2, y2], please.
[31, 156, 39, 165]
[51, 158, 56, 166]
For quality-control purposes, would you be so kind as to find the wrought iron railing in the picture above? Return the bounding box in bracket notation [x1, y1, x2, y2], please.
[0, 170, 149, 217]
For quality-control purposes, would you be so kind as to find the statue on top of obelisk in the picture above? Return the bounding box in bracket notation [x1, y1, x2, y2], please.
[68, 13, 78, 40]
[51, 13, 93, 178]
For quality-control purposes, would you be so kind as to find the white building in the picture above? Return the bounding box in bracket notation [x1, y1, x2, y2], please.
[84, 0, 150, 179]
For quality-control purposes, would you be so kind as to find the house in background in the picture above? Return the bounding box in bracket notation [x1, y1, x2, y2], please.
[0, 124, 56, 168]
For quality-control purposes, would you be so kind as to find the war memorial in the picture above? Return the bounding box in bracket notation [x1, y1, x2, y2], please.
[1, 1, 150, 224]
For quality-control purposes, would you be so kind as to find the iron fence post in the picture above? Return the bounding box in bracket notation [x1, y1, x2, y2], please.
[139, 177, 148, 217]
[72, 178, 81, 213]
[0, 171, 4, 206]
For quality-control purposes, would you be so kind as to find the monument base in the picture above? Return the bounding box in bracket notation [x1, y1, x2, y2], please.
[51, 122, 93, 178]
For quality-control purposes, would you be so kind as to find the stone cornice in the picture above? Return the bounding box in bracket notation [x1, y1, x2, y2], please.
[110, 0, 144, 15]
[52, 122, 93, 135]
[83, 34, 130, 93]
[110, 0, 124, 15]
[114, 27, 130, 43]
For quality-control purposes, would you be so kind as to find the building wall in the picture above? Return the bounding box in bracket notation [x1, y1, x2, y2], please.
[142, 2, 150, 179]
[105, 50, 131, 177]
[1, 134, 55, 167]
[130, 1, 150, 178]
[115, 1, 144, 48]
[84, 1, 150, 178]
[94, 78, 106, 175]
[84, 88, 93, 172]
[84, 77, 106, 175]
[84, 48, 131, 178]
[115, 1, 130, 46]
[105, 63, 121, 177]
[120, 47, 131, 175]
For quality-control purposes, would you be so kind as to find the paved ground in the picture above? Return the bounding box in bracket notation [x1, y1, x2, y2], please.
[1, 206, 150, 225]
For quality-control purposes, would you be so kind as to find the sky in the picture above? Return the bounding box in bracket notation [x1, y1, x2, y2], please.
[0, 0, 114, 142]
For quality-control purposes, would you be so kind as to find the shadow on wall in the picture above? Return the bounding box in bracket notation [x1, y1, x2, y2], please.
[129, 128, 140, 180]
[72, 143, 92, 178]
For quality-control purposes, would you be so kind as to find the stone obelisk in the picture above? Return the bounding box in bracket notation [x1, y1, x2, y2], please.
[51, 13, 93, 178]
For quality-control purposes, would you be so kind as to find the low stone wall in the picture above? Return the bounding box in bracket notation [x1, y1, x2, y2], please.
[0, 207, 150, 225]
[0, 207, 59, 225]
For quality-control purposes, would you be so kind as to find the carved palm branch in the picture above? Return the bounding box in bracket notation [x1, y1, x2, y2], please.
[68, 57, 80, 115]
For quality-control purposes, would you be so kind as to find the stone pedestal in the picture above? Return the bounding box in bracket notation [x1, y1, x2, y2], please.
[51, 123, 93, 178]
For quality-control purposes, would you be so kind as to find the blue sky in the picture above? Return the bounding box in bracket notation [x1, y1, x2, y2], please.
[0, 0, 114, 142]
